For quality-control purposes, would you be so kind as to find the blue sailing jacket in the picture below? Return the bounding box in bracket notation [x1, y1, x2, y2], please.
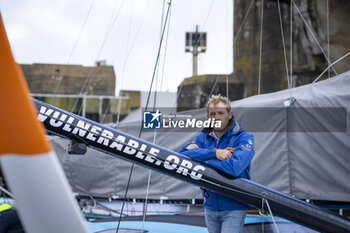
[179, 120, 255, 211]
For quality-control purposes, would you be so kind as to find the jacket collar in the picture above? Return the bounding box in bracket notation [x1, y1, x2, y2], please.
[202, 119, 241, 135]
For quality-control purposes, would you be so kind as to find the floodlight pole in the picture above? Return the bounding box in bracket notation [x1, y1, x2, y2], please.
[185, 25, 206, 77]
[192, 26, 199, 76]
[193, 36, 199, 76]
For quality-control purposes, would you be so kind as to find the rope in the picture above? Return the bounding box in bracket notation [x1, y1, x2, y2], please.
[142, 2, 168, 228]
[234, 0, 255, 43]
[72, 0, 127, 114]
[207, 75, 220, 102]
[260, 198, 265, 233]
[326, 0, 330, 78]
[264, 199, 281, 233]
[152, 1, 166, 110]
[232, 0, 235, 74]
[116, 1, 172, 232]
[50, 0, 96, 106]
[114, 0, 152, 127]
[277, 0, 290, 90]
[291, 0, 337, 75]
[290, 0, 293, 91]
[205, 0, 255, 102]
[260, 198, 280, 233]
[296, 52, 350, 100]
[113, 0, 135, 125]
[143, 1, 172, 116]
[115, 164, 134, 233]
[159, 4, 172, 93]
[174, 0, 216, 108]
[82, 205, 204, 214]
[225, 0, 231, 98]
[0, 186, 13, 198]
[258, 0, 264, 95]
[142, 125, 159, 230]
[142, 170, 152, 230]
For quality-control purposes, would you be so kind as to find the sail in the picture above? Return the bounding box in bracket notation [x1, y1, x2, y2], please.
[0, 14, 88, 233]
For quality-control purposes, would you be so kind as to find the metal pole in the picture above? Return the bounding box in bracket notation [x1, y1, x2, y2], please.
[232, 0, 235, 74]
[193, 45, 198, 76]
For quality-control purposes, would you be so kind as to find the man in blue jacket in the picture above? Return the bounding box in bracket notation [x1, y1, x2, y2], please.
[179, 94, 255, 233]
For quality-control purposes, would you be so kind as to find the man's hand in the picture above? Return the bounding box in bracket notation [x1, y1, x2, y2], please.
[216, 149, 232, 160]
[186, 144, 199, 150]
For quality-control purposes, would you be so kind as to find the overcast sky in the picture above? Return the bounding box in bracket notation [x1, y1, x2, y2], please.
[0, 0, 233, 94]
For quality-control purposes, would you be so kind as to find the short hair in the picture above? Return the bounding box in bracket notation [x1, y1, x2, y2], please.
[206, 94, 231, 113]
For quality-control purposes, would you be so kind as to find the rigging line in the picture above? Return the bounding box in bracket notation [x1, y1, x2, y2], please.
[50, 0, 96, 106]
[153, 0, 166, 110]
[226, 76, 229, 98]
[234, 0, 255, 43]
[0, 185, 13, 198]
[106, 0, 135, 125]
[116, 2, 172, 232]
[205, 50, 237, 103]
[264, 199, 281, 233]
[100, 99, 112, 123]
[159, 4, 172, 93]
[233, 0, 235, 73]
[295, 51, 350, 100]
[114, 75, 122, 126]
[204, 0, 255, 103]
[291, 0, 337, 75]
[277, 0, 290, 90]
[202, 0, 255, 106]
[203, 0, 215, 28]
[290, 0, 293, 91]
[121, 0, 153, 66]
[143, 1, 167, 229]
[260, 199, 265, 233]
[172, 81, 184, 113]
[207, 75, 220, 104]
[142, 169, 153, 231]
[95, 201, 126, 216]
[114, 0, 152, 127]
[143, 0, 172, 115]
[258, 0, 264, 95]
[326, 0, 330, 79]
[192, 0, 215, 50]
[226, 0, 230, 98]
[115, 164, 134, 233]
[72, 0, 127, 114]
[142, 130, 158, 230]
[174, 0, 215, 108]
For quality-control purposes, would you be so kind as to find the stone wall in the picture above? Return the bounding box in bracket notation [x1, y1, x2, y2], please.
[21, 63, 116, 96]
[234, 0, 350, 97]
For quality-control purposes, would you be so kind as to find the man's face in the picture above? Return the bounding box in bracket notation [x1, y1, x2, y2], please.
[207, 102, 233, 132]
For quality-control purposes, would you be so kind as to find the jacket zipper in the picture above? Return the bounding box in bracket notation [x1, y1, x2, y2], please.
[216, 133, 223, 210]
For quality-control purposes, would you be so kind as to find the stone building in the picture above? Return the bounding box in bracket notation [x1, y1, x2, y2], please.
[177, 74, 244, 112]
[177, 0, 350, 110]
[21, 62, 130, 123]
